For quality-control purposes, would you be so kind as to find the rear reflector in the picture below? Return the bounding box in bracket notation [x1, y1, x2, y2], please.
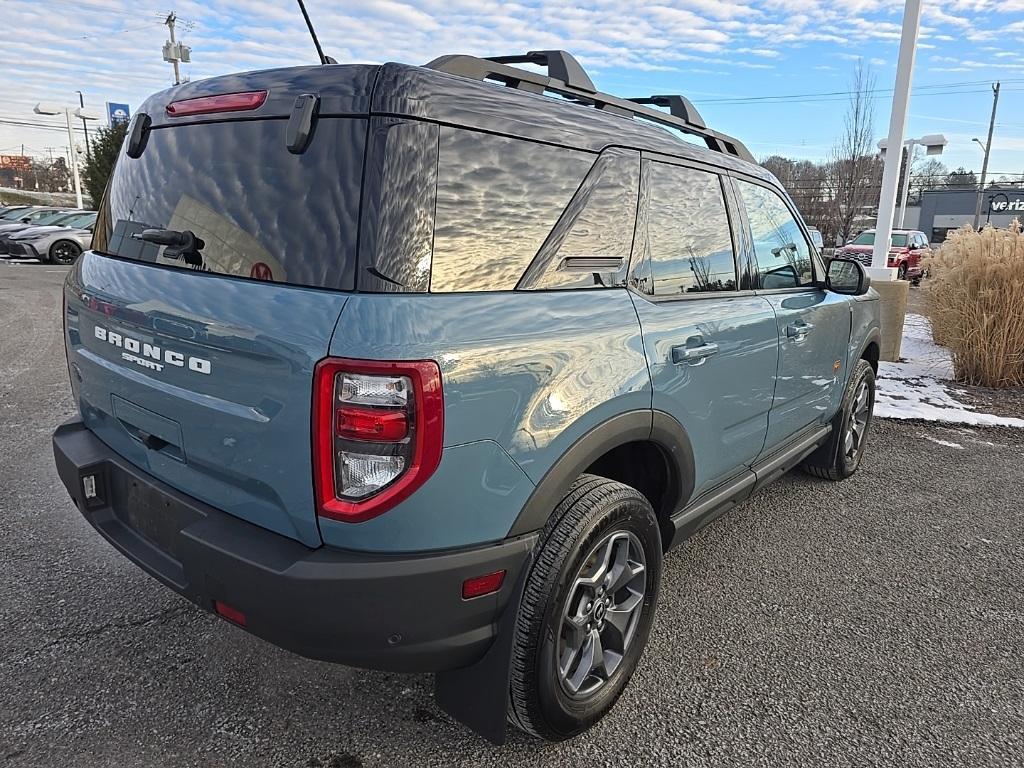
[462, 570, 506, 600]
[166, 90, 268, 117]
[213, 600, 247, 626]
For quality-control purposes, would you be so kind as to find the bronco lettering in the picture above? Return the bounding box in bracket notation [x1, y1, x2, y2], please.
[94, 325, 211, 375]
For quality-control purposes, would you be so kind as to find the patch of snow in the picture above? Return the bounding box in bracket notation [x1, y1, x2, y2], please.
[875, 314, 1024, 428]
[919, 435, 964, 449]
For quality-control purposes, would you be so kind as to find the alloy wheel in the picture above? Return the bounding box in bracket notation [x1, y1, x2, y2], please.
[843, 379, 871, 462]
[51, 241, 81, 265]
[557, 530, 646, 699]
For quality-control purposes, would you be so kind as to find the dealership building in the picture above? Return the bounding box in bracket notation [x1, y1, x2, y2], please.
[905, 187, 1024, 243]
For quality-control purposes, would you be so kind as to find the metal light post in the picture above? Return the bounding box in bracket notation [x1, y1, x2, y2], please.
[871, 0, 923, 280]
[75, 91, 91, 160]
[878, 134, 947, 229]
[34, 102, 99, 209]
[868, 0, 925, 363]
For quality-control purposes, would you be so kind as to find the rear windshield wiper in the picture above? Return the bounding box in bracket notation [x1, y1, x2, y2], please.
[132, 228, 206, 268]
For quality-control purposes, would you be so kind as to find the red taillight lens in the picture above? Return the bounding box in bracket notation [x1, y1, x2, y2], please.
[166, 90, 267, 117]
[313, 358, 443, 523]
[462, 570, 506, 599]
[336, 405, 408, 442]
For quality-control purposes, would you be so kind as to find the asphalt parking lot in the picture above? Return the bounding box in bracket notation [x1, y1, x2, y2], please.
[2, 264, 1023, 768]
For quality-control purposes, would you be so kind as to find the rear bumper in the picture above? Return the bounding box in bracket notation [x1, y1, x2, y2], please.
[52, 417, 535, 672]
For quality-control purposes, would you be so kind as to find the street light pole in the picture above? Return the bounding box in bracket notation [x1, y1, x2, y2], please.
[880, 135, 946, 231]
[76, 90, 91, 160]
[871, 0, 922, 279]
[898, 144, 915, 229]
[62, 108, 83, 209]
[972, 82, 1000, 229]
[35, 102, 96, 208]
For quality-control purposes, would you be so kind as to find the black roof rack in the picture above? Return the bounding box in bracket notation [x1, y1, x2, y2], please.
[423, 50, 754, 163]
[627, 95, 706, 130]
[487, 50, 596, 93]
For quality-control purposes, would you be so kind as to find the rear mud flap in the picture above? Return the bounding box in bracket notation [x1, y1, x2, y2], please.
[433, 552, 533, 745]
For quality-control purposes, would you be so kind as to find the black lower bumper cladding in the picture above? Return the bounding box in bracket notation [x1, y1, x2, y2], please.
[52, 417, 535, 680]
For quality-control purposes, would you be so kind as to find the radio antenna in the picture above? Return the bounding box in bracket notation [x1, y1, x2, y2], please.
[295, 0, 329, 65]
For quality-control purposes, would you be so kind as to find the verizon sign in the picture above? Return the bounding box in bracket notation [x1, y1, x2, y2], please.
[989, 192, 1024, 213]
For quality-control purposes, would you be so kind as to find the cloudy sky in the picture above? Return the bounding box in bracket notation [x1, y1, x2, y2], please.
[2, 0, 1023, 177]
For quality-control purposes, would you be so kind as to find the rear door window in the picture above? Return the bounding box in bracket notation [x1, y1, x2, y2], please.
[93, 118, 366, 291]
[736, 180, 815, 289]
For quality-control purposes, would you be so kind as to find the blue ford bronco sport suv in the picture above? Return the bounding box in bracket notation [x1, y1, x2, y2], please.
[53, 51, 881, 744]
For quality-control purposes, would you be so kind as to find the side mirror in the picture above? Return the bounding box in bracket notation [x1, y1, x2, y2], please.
[826, 258, 871, 296]
[20, 217, 31, 223]
[761, 263, 800, 290]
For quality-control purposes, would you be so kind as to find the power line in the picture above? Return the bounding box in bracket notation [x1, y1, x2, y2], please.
[79, 20, 163, 41]
[693, 78, 1024, 106]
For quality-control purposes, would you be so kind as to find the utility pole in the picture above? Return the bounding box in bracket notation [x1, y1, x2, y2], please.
[972, 82, 1000, 229]
[165, 13, 180, 85]
[76, 91, 91, 160]
[162, 13, 191, 85]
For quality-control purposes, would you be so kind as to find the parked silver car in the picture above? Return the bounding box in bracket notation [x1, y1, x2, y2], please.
[0, 210, 89, 254]
[5, 212, 95, 264]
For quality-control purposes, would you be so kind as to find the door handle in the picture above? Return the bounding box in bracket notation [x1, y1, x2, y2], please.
[671, 342, 719, 365]
[786, 321, 814, 339]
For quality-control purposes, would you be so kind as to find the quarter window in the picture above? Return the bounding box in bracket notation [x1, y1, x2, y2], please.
[430, 128, 593, 292]
[736, 180, 815, 289]
[520, 148, 639, 290]
[640, 163, 737, 296]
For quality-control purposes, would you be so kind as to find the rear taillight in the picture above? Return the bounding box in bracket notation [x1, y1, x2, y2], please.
[166, 90, 267, 117]
[313, 358, 443, 523]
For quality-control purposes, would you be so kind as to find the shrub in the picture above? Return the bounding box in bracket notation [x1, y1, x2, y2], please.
[923, 220, 1024, 387]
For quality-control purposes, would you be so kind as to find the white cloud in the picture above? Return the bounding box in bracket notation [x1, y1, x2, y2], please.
[0, 0, 1021, 164]
[736, 47, 783, 57]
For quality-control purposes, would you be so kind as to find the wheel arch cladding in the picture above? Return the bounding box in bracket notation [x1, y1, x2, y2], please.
[849, 297, 881, 378]
[506, 410, 695, 541]
[861, 337, 880, 372]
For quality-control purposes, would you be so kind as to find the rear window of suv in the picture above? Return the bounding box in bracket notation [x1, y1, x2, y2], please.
[93, 118, 365, 291]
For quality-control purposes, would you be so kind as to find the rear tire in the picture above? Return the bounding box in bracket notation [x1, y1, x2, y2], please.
[803, 358, 875, 481]
[49, 240, 82, 265]
[508, 474, 662, 741]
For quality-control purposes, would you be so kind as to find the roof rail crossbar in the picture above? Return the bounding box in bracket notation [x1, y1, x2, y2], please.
[423, 53, 755, 163]
[486, 50, 597, 93]
[627, 95, 707, 131]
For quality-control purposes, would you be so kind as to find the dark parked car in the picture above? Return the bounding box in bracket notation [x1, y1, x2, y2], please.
[52, 50, 880, 744]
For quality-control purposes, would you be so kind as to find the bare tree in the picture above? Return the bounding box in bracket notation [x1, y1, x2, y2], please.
[825, 61, 879, 244]
[908, 157, 948, 204]
[763, 155, 834, 242]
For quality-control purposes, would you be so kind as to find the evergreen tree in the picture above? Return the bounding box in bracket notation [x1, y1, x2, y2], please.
[82, 122, 129, 206]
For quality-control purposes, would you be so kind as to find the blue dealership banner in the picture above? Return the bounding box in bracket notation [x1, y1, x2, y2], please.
[106, 102, 131, 126]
